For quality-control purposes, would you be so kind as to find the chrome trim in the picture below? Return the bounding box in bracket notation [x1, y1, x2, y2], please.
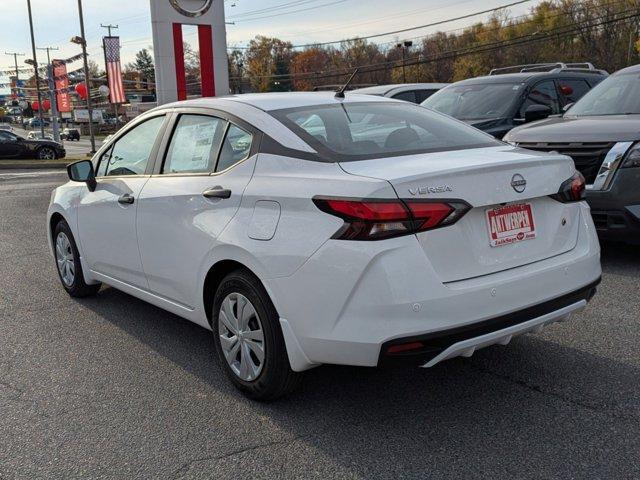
[589, 142, 633, 191]
[168, 0, 213, 17]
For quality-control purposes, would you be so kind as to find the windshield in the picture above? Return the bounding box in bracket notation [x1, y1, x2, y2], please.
[568, 73, 640, 116]
[270, 102, 499, 161]
[422, 83, 522, 120]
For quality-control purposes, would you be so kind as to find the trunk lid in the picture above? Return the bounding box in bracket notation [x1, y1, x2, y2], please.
[339, 145, 581, 282]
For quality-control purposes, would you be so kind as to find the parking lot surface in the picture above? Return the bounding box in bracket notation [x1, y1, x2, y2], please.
[1, 170, 639, 479]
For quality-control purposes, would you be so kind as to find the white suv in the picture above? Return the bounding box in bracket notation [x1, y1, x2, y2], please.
[48, 93, 601, 400]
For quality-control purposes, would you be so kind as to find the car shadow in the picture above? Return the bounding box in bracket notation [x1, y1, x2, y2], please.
[75, 250, 640, 478]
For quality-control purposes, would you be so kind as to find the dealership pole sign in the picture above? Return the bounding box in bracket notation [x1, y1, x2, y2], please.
[150, 0, 229, 104]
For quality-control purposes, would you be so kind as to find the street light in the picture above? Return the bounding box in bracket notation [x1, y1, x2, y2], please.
[396, 40, 413, 83]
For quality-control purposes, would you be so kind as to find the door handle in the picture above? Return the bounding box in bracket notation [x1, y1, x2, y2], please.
[202, 187, 232, 199]
[118, 193, 135, 205]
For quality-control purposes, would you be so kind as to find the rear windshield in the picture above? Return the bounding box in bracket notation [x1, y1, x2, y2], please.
[567, 72, 640, 116]
[270, 102, 498, 162]
[423, 83, 522, 120]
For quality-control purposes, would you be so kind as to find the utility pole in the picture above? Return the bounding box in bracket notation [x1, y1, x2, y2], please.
[75, 0, 96, 154]
[100, 23, 118, 37]
[26, 0, 45, 138]
[37, 46, 61, 142]
[100, 24, 119, 127]
[37, 46, 59, 65]
[4, 52, 25, 104]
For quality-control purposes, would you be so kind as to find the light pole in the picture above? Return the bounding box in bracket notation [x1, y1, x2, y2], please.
[396, 40, 413, 83]
[73, 0, 96, 154]
[26, 0, 45, 138]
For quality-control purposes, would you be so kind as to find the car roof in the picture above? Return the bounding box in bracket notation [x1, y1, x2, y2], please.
[162, 91, 400, 112]
[350, 83, 449, 95]
[450, 71, 605, 86]
[613, 63, 640, 75]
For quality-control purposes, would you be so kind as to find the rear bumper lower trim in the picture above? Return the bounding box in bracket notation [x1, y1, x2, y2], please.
[378, 278, 600, 367]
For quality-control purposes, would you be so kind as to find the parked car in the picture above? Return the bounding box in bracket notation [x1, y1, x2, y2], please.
[422, 63, 607, 138]
[27, 131, 54, 141]
[0, 130, 65, 159]
[48, 93, 601, 400]
[61, 128, 80, 141]
[0, 123, 14, 133]
[504, 63, 640, 244]
[350, 83, 449, 103]
[29, 118, 50, 128]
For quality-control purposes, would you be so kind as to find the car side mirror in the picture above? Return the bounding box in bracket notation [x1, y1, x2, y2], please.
[524, 104, 552, 123]
[67, 159, 97, 192]
[562, 102, 574, 113]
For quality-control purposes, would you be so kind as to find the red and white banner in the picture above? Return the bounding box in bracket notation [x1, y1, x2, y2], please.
[103, 36, 126, 104]
[53, 60, 71, 113]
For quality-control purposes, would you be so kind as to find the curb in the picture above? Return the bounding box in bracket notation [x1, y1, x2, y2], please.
[0, 161, 69, 170]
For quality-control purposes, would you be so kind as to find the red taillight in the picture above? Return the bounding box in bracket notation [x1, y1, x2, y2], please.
[313, 197, 471, 240]
[550, 172, 586, 203]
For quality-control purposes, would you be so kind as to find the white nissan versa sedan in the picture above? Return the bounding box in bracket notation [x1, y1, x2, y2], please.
[48, 92, 601, 400]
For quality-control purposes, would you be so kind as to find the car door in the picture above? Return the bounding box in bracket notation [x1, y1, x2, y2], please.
[0, 131, 23, 158]
[137, 111, 259, 308]
[76, 114, 167, 288]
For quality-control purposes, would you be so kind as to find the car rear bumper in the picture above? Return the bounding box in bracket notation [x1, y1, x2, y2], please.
[270, 204, 601, 371]
[587, 167, 640, 243]
[379, 279, 599, 367]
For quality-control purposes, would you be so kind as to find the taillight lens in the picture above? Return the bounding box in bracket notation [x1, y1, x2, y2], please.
[313, 197, 471, 240]
[550, 172, 586, 203]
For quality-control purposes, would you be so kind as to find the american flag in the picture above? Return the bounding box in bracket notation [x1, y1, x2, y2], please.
[103, 36, 125, 104]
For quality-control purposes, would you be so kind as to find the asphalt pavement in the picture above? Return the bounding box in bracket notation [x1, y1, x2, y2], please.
[1, 170, 639, 479]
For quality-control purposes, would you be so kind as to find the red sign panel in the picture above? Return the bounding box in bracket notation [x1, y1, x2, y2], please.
[53, 60, 71, 113]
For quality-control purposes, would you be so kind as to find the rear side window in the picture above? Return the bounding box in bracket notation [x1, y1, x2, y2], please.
[519, 80, 560, 117]
[216, 124, 253, 172]
[163, 115, 226, 174]
[391, 91, 418, 103]
[271, 102, 499, 162]
[558, 79, 590, 103]
[415, 89, 437, 103]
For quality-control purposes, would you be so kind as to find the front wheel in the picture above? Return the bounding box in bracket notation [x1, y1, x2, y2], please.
[212, 270, 302, 401]
[37, 147, 56, 160]
[53, 220, 101, 297]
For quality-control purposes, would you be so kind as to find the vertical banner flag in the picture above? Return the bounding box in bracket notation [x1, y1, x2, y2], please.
[103, 36, 126, 104]
[53, 60, 71, 113]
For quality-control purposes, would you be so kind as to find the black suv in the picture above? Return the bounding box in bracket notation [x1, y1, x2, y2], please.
[422, 63, 607, 138]
[505, 64, 640, 244]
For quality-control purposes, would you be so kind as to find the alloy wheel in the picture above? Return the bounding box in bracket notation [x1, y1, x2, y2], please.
[55, 232, 75, 286]
[39, 148, 55, 160]
[218, 292, 265, 381]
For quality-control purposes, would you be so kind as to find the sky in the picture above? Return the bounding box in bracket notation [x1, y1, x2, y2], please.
[0, 0, 543, 94]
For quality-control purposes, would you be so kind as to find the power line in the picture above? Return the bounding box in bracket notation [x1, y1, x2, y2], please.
[230, 0, 349, 22]
[285, 0, 539, 49]
[229, 7, 640, 81]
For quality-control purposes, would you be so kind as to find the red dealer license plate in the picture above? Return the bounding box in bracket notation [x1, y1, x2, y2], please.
[486, 203, 536, 247]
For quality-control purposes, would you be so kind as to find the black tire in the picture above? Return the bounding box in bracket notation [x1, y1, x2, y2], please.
[37, 147, 56, 160]
[212, 269, 303, 401]
[52, 219, 101, 297]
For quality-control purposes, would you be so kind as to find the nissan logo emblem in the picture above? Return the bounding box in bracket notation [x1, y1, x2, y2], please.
[169, 0, 213, 17]
[511, 174, 527, 193]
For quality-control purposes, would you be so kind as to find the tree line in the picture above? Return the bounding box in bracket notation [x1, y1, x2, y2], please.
[131, 0, 640, 93]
